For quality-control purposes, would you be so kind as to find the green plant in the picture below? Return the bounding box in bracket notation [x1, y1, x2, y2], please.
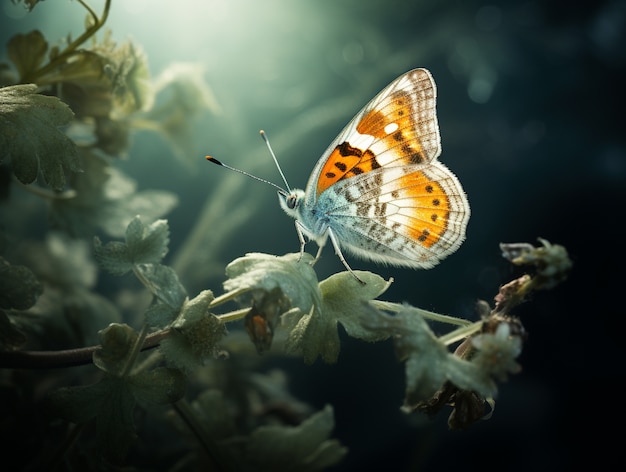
[0, 1, 572, 470]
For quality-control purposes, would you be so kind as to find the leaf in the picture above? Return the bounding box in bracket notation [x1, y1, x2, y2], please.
[141, 62, 219, 166]
[144, 301, 179, 328]
[282, 271, 391, 364]
[367, 306, 498, 408]
[390, 307, 454, 405]
[20, 232, 97, 290]
[130, 367, 186, 407]
[0, 84, 80, 190]
[0, 256, 42, 310]
[319, 270, 392, 342]
[283, 305, 340, 364]
[93, 239, 131, 276]
[6, 30, 48, 81]
[108, 41, 154, 115]
[47, 375, 138, 462]
[135, 263, 187, 309]
[125, 217, 170, 265]
[244, 405, 346, 472]
[93, 323, 138, 375]
[224, 252, 322, 316]
[159, 290, 225, 371]
[50, 150, 178, 238]
[94, 216, 170, 276]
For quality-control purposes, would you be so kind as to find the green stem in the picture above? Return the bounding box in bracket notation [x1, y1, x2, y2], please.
[0, 328, 169, 370]
[371, 300, 472, 327]
[438, 320, 483, 346]
[21, 0, 111, 84]
[120, 323, 149, 377]
[172, 400, 229, 472]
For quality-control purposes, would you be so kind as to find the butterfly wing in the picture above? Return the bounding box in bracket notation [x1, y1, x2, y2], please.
[304, 68, 441, 206]
[314, 161, 469, 268]
[303, 68, 469, 268]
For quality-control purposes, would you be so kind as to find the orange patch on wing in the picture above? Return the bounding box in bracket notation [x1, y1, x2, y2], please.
[389, 172, 450, 248]
[316, 143, 379, 196]
[356, 90, 427, 165]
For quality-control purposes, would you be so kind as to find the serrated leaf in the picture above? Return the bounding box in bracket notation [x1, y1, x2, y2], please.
[135, 263, 187, 309]
[245, 405, 346, 472]
[0, 256, 42, 310]
[7, 30, 48, 81]
[159, 291, 225, 370]
[0, 84, 80, 190]
[224, 252, 322, 316]
[93, 238, 132, 275]
[130, 367, 186, 407]
[125, 216, 169, 265]
[144, 301, 178, 328]
[369, 306, 497, 407]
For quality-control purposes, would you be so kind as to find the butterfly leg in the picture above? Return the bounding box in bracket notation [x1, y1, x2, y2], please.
[327, 228, 365, 285]
[294, 220, 313, 263]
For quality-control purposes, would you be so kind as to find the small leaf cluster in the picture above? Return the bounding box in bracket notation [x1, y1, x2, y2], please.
[220, 242, 570, 430]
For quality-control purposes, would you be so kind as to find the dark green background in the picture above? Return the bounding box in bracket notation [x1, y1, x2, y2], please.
[1, 0, 624, 470]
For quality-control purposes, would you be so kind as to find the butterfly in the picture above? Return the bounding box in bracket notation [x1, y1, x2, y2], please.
[209, 68, 470, 283]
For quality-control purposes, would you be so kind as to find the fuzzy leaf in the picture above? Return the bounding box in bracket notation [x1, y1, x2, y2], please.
[0, 84, 80, 190]
[244, 405, 346, 471]
[93, 216, 170, 276]
[283, 306, 340, 364]
[130, 367, 186, 407]
[93, 239, 131, 276]
[0, 256, 42, 310]
[135, 263, 187, 309]
[144, 301, 179, 328]
[159, 290, 225, 370]
[224, 252, 321, 315]
[319, 270, 392, 342]
[7, 30, 48, 80]
[369, 306, 498, 407]
[125, 217, 170, 265]
[282, 271, 391, 364]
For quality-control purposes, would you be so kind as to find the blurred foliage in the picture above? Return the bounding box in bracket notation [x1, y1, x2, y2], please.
[0, 0, 579, 470]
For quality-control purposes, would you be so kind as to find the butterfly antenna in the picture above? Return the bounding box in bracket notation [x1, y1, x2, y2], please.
[260, 130, 291, 193]
[206, 156, 287, 194]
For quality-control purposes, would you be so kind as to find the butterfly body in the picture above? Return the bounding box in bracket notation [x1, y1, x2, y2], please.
[278, 68, 470, 273]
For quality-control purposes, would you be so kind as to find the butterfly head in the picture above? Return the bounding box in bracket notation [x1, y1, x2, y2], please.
[278, 188, 305, 219]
